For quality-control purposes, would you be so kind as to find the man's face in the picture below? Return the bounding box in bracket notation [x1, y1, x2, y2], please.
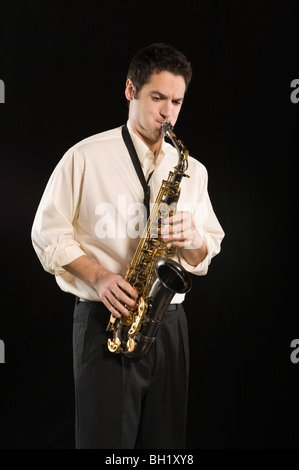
[125, 71, 186, 150]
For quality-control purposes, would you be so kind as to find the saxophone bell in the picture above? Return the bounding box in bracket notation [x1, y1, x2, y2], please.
[122, 258, 191, 360]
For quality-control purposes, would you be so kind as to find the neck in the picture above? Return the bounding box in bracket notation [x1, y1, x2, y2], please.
[128, 119, 163, 158]
[142, 137, 162, 159]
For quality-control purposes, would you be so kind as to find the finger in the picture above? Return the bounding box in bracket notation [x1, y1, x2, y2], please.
[161, 223, 182, 236]
[163, 211, 191, 225]
[118, 279, 139, 299]
[163, 211, 182, 225]
[174, 227, 195, 240]
[162, 226, 195, 242]
[115, 289, 137, 310]
[162, 214, 194, 236]
[106, 294, 132, 318]
[102, 297, 122, 318]
[113, 280, 138, 310]
[172, 236, 195, 248]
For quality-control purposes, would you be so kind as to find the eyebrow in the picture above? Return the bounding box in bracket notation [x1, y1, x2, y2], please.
[149, 90, 184, 102]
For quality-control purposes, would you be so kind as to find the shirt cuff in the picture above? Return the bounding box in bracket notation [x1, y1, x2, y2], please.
[178, 250, 210, 276]
[45, 243, 86, 275]
[177, 234, 214, 276]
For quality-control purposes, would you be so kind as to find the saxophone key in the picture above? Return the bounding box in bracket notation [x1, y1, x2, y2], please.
[127, 337, 136, 353]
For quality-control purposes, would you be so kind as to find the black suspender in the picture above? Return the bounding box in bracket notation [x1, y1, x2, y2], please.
[121, 124, 154, 219]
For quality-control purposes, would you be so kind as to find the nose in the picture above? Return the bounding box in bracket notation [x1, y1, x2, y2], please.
[159, 100, 172, 120]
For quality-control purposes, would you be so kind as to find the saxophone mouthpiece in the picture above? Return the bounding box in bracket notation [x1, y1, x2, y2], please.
[162, 122, 173, 136]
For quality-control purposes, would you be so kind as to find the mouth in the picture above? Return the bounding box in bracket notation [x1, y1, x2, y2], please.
[157, 120, 171, 128]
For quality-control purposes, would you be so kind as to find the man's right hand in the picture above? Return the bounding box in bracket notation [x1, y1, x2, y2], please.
[63, 255, 138, 318]
[94, 269, 138, 318]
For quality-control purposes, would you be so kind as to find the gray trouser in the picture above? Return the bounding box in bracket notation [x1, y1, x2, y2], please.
[73, 298, 189, 449]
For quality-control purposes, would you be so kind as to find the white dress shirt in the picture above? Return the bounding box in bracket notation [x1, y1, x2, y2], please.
[31, 123, 224, 302]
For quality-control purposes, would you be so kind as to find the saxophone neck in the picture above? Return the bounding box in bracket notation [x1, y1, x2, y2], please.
[162, 123, 189, 174]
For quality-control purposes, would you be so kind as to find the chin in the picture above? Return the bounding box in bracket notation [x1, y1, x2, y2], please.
[152, 132, 163, 142]
[140, 123, 163, 142]
[152, 126, 164, 140]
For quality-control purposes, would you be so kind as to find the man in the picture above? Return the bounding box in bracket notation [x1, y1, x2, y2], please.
[32, 43, 224, 449]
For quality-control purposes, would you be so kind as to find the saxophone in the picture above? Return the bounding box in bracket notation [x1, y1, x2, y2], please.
[106, 123, 192, 360]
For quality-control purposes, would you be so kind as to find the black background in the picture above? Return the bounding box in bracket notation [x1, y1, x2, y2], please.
[0, 0, 298, 450]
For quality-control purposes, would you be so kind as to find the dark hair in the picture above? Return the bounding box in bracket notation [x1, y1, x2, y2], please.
[127, 43, 192, 97]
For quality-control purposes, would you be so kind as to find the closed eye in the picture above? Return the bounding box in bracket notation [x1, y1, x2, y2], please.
[151, 95, 183, 106]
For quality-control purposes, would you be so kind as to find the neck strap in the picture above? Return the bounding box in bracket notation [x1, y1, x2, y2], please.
[122, 124, 154, 219]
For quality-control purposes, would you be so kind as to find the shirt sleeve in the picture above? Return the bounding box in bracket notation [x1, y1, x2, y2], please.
[31, 147, 86, 275]
[177, 162, 225, 276]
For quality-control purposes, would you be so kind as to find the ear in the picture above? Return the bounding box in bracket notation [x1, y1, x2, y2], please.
[125, 79, 136, 102]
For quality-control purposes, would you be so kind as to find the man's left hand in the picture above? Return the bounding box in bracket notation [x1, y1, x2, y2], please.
[161, 211, 201, 249]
